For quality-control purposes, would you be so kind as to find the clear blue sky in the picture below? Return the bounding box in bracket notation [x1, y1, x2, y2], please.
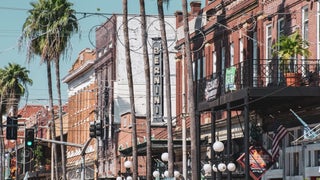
[0, 0, 205, 107]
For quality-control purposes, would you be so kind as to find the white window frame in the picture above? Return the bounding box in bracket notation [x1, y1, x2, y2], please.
[266, 24, 272, 86]
[277, 17, 285, 38]
[302, 6, 309, 74]
[317, 1, 320, 60]
[230, 42, 234, 66]
[212, 51, 217, 74]
[239, 38, 244, 85]
[302, 6, 309, 43]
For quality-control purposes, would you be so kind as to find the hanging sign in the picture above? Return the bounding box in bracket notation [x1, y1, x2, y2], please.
[237, 146, 274, 180]
[152, 38, 164, 123]
[225, 66, 236, 92]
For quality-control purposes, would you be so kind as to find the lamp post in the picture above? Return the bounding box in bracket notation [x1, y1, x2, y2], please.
[124, 160, 132, 180]
[209, 141, 236, 179]
[153, 152, 180, 179]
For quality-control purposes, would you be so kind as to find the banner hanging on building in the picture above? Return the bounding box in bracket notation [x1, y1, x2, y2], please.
[225, 66, 236, 92]
[205, 77, 219, 101]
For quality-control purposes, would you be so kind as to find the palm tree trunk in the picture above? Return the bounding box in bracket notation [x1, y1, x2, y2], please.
[0, 96, 4, 180]
[54, 59, 67, 180]
[139, 0, 152, 179]
[123, 0, 138, 179]
[157, 0, 174, 177]
[47, 62, 59, 180]
[182, 0, 199, 179]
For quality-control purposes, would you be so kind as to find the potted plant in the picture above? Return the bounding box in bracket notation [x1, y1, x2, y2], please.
[272, 30, 311, 86]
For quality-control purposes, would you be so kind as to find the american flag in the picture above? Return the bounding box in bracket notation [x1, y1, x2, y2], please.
[271, 124, 288, 161]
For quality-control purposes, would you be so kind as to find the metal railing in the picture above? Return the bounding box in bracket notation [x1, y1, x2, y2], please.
[197, 59, 320, 102]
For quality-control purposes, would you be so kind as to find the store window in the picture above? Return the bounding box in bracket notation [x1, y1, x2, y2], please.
[315, 150, 320, 166]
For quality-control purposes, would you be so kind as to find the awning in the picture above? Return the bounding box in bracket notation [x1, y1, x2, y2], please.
[119, 139, 193, 156]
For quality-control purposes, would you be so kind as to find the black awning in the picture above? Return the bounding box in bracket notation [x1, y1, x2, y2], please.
[119, 139, 191, 156]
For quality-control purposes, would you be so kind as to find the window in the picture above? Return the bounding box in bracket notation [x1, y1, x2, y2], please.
[206, 8, 215, 21]
[302, 6, 309, 74]
[239, 38, 244, 63]
[293, 152, 299, 175]
[302, 6, 309, 42]
[239, 38, 244, 85]
[266, 25, 272, 85]
[194, 51, 205, 80]
[307, 150, 311, 167]
[212, 51, 217, 74]
[230, 42, 234, 66]
[253, 32, 258, 87]
[221, 45, 226, 92]
[277, 18, 286, 73]
[221, 45, 226, 73]
[197, 58, 201, 80]
[318, 5, 320, 61]
[203, 55, 206, 78]
[315, 150, 320, 166]
[98, 51, 102, 58]
[193, 61, 196, 81]
[277, 18, 285, 38]
[266, 25, 273, 59]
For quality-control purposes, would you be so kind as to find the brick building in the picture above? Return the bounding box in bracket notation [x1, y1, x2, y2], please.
[4, 105, 54, 179]
[175, 0, 320, 180]
[62, 48, 97, 179]
[94, 14, 177, 179]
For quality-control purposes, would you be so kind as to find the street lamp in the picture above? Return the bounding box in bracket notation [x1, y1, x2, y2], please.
[203, 163, 212, 176]
[174, 170, 180, 178]
[211, 141, 236, 176]
[153, 170, 160, 178]
[164, 170, 169, 177]
[213, 141, 224, 152]
[153, 152, 180, 179]
[124, 160, 132, 180]
[161, 152, 169, 162]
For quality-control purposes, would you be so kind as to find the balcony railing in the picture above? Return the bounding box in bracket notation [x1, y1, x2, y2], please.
[197, 59, 320, 102]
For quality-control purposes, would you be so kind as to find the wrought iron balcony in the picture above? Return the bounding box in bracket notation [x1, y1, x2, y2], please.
[197, 59, 320, 103]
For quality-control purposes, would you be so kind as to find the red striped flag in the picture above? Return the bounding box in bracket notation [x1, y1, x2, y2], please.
[271, 124, 288, 161]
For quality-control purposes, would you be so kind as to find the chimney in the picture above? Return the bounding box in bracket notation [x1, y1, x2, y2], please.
[190, 1, 201, 15]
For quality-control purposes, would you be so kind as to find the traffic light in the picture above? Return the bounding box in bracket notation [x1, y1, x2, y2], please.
[89, 122, 96, 138]
[6, 116, 18, 140]
[89, 121, 103, 138]
[95, 120, 103, 137]
[25, 129, 35, 148]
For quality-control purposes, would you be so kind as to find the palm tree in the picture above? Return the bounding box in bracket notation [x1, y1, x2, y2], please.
[273, 30, 311, 72]
[21, 0, 78, 179]
[0, 63, 33, 179]
[0, 63, 33, 116]
[0, 82, 5, 179]
[123, 0, 138, 179]
[0, 68, 5, 179]
[272, 30, 311, 86]
[182, 0, 199, 179]
[48, 2, 78, 179]
[156, 0, 174, 177]
[139, 0, 152, 179]
[22, 1, 59, 178]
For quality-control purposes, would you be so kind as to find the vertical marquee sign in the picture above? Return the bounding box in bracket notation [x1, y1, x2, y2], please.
[152, 38, 164, 122]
